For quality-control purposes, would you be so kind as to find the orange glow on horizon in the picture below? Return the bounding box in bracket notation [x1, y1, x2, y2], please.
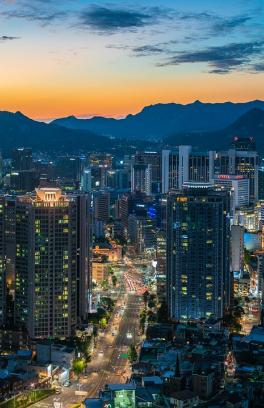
[0, 71, 263, 120]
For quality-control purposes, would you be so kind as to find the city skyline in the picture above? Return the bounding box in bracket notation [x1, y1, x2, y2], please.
[0, 0, 263, 120]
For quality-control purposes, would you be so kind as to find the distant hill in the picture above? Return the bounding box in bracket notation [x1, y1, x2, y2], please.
[0, 105, 263, 157]
[165, 108, 264, 151]
[0, 111, 114, 155]
[52, 100, 264, 141]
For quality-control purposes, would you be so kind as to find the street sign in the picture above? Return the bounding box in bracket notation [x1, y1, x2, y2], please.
[120, 353, 128, 359]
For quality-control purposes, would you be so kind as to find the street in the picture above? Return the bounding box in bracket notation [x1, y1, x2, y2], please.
[32, 260, 143, 407]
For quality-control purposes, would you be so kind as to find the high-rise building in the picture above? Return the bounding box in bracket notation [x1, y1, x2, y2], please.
[128, 214, 156, 254]
[0, 151, 3, 187]
[14, 188, 91, 338]
[93, 191, 110, 223]
[162, 149, 179, 193]
[81, 168, 92, 192]
[55, 156, 83, 187]
[215, 138, 259, 202]
[231, 136, 256, 151]
[166, 185, 231, 320]
[10, 169, 39, 193]
[106, 169, 129, 190]
[231, 225, 244, 274]
[213, 174, 249, 213]
[256, 250, 264, 309]
[131, 164, 152, 196]
[162, 140, 259, 202]
[12, 148, 33, 171]
[89, 153, 112, 189]
[162, 147, 215, 193]
[156, 229, 167, 302]
[0, 198, 6, 325]
[133, 152, 161, 194]
[10, 148, 39, 193]
[258, 166, 264, 200]
[0, 196, 18, 327]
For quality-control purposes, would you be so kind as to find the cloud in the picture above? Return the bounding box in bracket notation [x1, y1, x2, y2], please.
[106, 42, 170, 57]
[132, 44, 164, 56]
[251, 62, 264, 72]
[171, 12, 255, 43]
[78, 5, 163, 33]
[212, 15, 251, 33]
[157, 41, 264, 74]
[1, 2, 67, 25]
[0, 35, 19, 40]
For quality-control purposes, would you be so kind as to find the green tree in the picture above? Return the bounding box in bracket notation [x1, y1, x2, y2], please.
[148, 299, 156, 309]
[99, 317, 107, 329]
[157, 301, 168, 323]
[128, 345, 138, 363]
[233, 305, 245, 319]
[108, 266, 114, 275]
[102, 296, 115, 311]
[148, 310, 157, 323]
[112, 275, 117, 287]
[72, 358, 86, 376]
[77, 336, 92, 361]
[244, 248, 251, 265]
[101, 279, 109, 290]
[143, 290, 149, 305]
[140, 309, 147, 332]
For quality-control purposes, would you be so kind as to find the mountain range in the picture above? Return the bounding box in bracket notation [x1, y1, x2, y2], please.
[0, 101, 263, 156]
[0, 110, 112, 156]
[165, 108, 264, 151]
[52, 100, 264, 141]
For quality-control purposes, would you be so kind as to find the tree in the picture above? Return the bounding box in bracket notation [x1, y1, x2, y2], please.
[140, 309, 147, 333]
[157, 301, 168, 323]
[244, 248, 251, 265]
[99, 317, 107, 329]
[143, 290, 149, 305]
[102, 297, 115, 312]
[72, 358, 86, 376]
[128, 345, 138, 363]
[101, 279, 108, 291]
[112, 275, 117, 287]
[77, 336, 92, 362]
[233, 305, 245, 319]
[148, 299, 156, 309]
[147, 310, 157, 323]
[108, 266, 114, 275]
[222, 312, 242, 333]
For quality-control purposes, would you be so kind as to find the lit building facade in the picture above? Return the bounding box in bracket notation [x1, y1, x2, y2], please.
[213, 175, 249, 213]
[0, 198, 6, 325]
[131, 164, 152, 196]
[14, 188, 91, 338]
[166, 186, 231, 320]
[133, 152, 161, 194]
[162, 147, 215, 193]
[231, 225, 244, 274]
[215, 145, 259, 202]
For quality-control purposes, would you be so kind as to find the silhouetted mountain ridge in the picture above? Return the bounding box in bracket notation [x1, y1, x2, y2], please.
[52, 100, 264, 140]
[0, 105, 263, 156]
[165, 108, 264, 151]
[0, 110, 113, 155]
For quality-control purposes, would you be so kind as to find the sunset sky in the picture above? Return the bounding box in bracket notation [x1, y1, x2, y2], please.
[0, 0, 264, 120]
